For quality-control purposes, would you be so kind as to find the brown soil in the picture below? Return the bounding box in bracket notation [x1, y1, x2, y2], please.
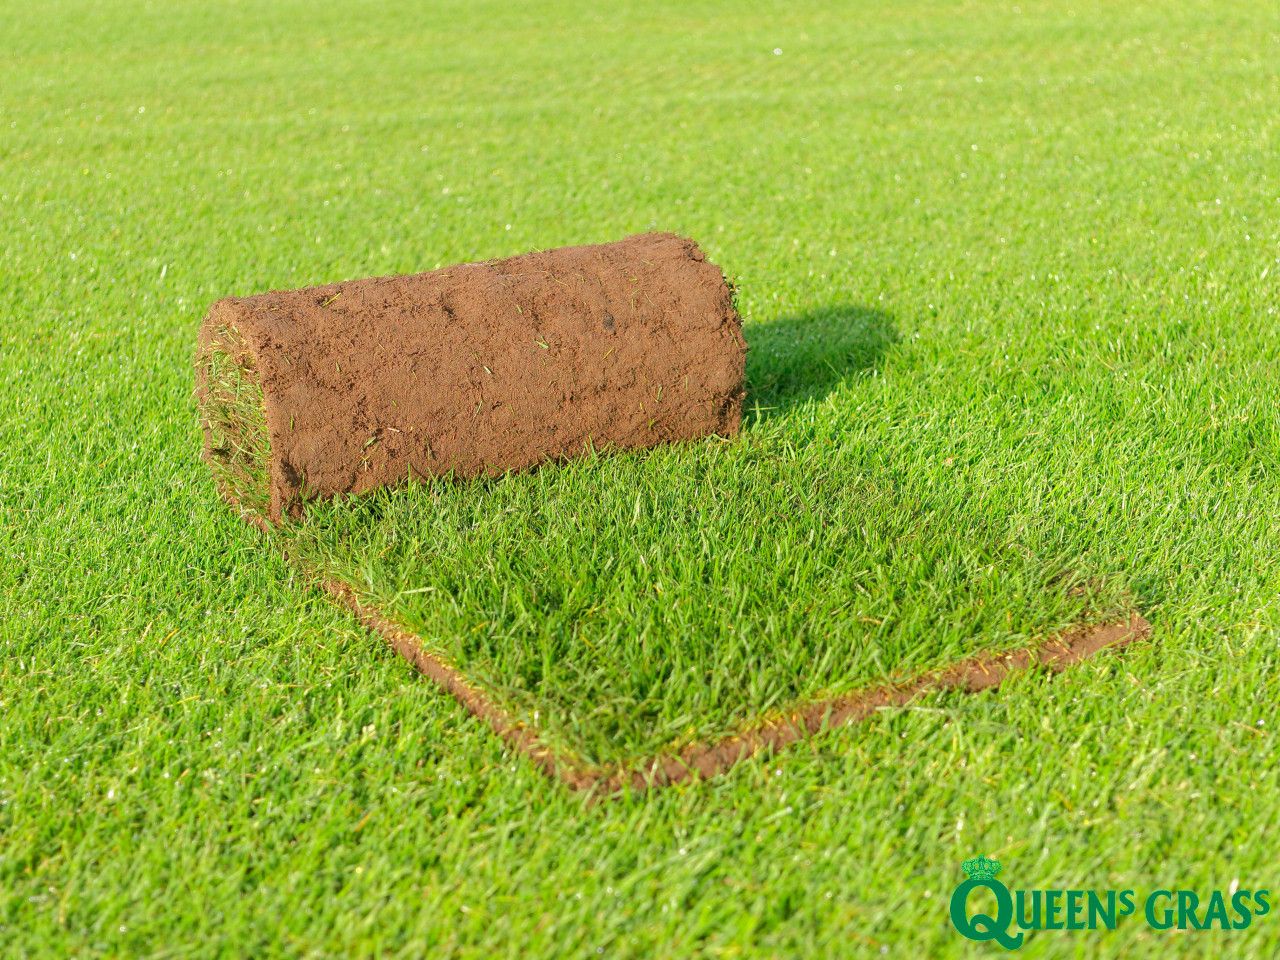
[195, 233, 747, 521]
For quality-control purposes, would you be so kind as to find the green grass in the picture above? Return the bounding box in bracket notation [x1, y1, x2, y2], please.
[4, 0, 1280, 955]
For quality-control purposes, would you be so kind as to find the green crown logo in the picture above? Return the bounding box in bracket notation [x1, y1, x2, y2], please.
[961, 855, 1003, 882]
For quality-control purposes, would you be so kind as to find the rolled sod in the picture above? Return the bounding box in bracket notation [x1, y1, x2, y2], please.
[195, 233, 747, 521]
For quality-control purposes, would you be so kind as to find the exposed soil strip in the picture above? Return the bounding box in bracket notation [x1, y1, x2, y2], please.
[316, 555, 1150, 798]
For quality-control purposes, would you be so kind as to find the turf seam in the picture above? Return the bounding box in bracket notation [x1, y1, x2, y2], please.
[352, 595, 1149, 797]
[591, 612, 1151, 796]
[232, 504, 1151, 798]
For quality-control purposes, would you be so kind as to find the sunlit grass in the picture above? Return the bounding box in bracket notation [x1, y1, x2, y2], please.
[4, 0, 1280, 955]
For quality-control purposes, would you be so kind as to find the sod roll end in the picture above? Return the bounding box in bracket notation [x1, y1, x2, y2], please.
[195, 233, 747, 521]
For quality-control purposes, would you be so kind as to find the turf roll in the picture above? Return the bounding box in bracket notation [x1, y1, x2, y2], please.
[194, 232, 747, 521]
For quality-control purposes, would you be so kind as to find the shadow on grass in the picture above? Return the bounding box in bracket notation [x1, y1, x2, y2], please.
[745, 304, 897, 420]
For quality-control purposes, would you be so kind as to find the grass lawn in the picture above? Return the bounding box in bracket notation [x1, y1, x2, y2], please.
[4, 0, 1280, 955]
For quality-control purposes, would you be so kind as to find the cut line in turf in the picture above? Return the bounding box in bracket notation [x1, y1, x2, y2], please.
[335, 582, 1150, 796]
[235, 507, 1150, 797]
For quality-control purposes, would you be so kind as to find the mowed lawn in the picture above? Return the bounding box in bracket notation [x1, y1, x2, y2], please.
[4, 0, 1280, 955]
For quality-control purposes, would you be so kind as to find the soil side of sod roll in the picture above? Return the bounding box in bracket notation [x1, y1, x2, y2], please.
[194, 232, 747, 520]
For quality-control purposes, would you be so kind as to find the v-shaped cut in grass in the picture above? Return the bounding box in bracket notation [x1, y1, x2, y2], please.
[322, 570, 1149, 797]
[271, 433, 1150, 769]
[224, 429, 1151, 796]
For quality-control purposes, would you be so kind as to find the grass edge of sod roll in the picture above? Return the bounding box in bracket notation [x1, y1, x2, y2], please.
[194, 322, 274, 519]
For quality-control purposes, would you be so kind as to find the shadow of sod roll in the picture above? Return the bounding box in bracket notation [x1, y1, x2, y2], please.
[194, 233, 747, 522]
